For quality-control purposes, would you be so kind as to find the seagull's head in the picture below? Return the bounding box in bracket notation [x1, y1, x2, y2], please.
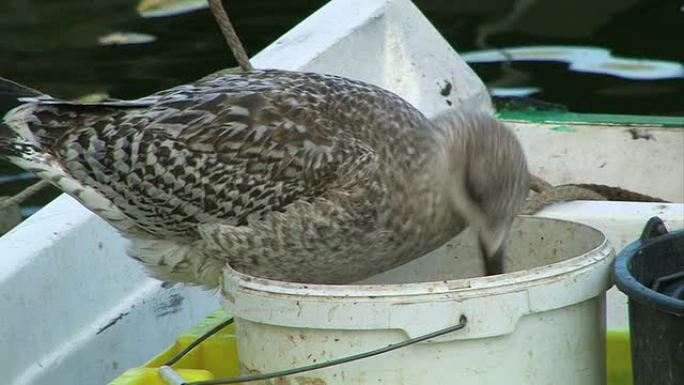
[433, 110, 529, 276]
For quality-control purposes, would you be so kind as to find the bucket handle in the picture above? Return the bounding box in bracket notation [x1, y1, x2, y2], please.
[159, 315, 468, 385]
[639, 216, 669, 242]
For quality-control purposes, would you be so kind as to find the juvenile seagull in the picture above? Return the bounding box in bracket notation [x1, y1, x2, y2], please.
[0, 70, 528, 287]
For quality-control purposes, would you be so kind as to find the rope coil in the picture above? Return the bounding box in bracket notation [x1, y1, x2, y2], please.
[524, 174, 669, 215]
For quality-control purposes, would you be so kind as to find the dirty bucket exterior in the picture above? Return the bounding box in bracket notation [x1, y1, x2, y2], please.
[221, 216, 614, 384]
[614, 217, 684, 385]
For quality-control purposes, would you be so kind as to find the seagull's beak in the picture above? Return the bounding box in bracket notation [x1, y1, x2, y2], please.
[478, 227, 508, 276]
[479, 240, 505, 276]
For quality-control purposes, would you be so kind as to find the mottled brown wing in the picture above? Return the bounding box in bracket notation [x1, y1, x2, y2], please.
[36, 89, 376, 239]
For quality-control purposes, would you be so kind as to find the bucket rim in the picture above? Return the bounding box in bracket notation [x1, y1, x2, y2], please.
[613, 217, 684, 316]
[222, 216, 613, 299]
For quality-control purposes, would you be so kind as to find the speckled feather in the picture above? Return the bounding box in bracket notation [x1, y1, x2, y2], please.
[1, 69, 528, 287]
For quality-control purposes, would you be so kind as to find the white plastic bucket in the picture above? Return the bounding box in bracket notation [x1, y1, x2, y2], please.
[221, 216, 614, 384]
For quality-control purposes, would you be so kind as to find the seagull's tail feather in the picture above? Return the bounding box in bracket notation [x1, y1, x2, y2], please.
[1, 77, 156, 160]
[0, 77, 46, 149]
[0, 77, 145, 236]
[0, 76, 44, 101]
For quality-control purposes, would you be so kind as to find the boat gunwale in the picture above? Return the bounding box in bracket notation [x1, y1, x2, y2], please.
[499, 110, 684, 128]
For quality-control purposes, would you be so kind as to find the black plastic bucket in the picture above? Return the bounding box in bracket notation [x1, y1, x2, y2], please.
[614, 216, 684, 385]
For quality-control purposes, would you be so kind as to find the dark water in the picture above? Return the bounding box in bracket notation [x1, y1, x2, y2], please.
[1, 0, 682, 207]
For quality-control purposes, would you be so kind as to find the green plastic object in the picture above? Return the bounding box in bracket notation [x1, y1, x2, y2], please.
[109, 310, 239, 385]
[606, 331, 632, 385]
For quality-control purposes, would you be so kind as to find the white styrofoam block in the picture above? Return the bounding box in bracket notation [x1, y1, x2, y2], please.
[0, 195, 219, 384]
[510, 122, 684, 203]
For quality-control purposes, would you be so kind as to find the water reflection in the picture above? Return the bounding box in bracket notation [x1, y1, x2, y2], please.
[97, 32, 158, 46]
[462, 46, 684, 80]
[137, 0, 208, 18]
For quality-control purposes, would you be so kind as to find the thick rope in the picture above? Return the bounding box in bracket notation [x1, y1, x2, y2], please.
[524, 174, 669, 214]
[529, 174, 552, 193]
[523, 184, 605, 214]
[207, 0, 253, 72]
[569, 183, 669, 202]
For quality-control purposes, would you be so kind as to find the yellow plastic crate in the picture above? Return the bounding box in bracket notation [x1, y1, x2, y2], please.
[109, 309, 239, 385]
[110, 309, 633, 384]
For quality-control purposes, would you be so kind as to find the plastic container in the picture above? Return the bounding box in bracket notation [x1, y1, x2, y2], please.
[109, 310, 239, 385]
[614, 216, 684, 385]
[107, 310, 635, 384]
[221, 216, 614, 384]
